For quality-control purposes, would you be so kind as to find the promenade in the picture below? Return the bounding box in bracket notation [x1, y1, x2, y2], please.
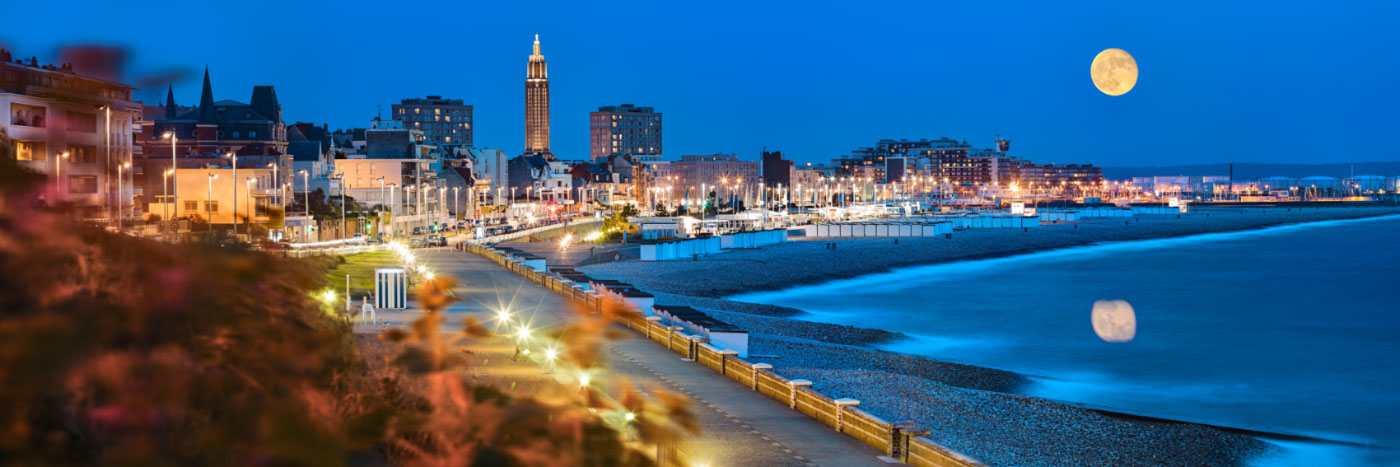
[356, 248, 888, 467]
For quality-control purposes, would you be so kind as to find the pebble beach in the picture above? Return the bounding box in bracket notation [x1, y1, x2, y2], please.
[574, 206, 1400, 466]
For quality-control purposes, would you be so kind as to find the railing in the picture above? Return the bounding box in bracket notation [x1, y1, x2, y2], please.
[467, 218, 602, 245]
[458, 241, 985, 467]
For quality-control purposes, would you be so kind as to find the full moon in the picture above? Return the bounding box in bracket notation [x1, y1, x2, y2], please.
[1091, 300, 1137, 343]
[1090, 48, 1138, 96]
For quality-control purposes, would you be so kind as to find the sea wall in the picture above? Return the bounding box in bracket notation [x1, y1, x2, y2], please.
[460, 242, 985, 466]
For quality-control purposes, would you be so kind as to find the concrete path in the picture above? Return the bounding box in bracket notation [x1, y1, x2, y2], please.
[363, 248, 889, 467]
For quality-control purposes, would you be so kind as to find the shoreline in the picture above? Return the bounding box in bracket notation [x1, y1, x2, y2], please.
[577, 206, 1400, 466]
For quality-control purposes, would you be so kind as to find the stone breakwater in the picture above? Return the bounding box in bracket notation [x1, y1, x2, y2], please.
[578, 206, 1400, 466]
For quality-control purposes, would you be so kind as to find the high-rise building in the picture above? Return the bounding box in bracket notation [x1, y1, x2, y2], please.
[590, 104, 661, 161]
[760, 150, 793, 187]
[524, 35, 552, 159]
[392, 96, 472, 151]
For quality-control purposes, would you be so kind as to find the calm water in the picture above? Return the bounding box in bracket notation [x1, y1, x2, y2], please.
[733, 215, 1400, 465]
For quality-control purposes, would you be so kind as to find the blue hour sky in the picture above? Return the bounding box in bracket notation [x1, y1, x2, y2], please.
[4, 0, 1397, 167]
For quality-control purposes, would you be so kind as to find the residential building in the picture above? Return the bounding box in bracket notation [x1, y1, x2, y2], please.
[2, 50, 141, 219]
[590, 104, 661, 160]
[524, 35, 552, 158]
[467, 147, 509, 205]
[392, 95, 472, 151]
[507, 154, 572, 203]
[760, 150, 793, 188]
[654, 153, 759, 197]
[135, 68, 290, 218]
[1020, 163, 1104, 194]
[150, 166, 275, 225]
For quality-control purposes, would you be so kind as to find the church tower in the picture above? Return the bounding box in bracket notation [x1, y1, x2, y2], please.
[524, 34, 552, 159]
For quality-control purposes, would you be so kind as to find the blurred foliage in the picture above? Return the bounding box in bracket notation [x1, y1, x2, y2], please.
[0, 142, 695, 465]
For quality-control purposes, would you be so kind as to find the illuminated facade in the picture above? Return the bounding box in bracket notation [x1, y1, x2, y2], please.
[590, 104, 661, 160]
[1, 49, 141, 218]
[524, 35, 552, 159]
[392, 96, 472, 151]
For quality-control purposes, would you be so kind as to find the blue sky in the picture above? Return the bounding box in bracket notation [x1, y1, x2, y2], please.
[5, 0, 1397, 166]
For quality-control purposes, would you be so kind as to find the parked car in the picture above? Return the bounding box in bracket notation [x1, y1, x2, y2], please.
[409, 238, 427, 248]
[411, 227, 423, 236]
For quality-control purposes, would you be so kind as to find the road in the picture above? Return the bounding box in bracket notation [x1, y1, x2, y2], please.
[361, 248, 890, 467]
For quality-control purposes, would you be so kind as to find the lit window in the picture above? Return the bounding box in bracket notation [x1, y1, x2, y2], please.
[14, 141, 47, 161]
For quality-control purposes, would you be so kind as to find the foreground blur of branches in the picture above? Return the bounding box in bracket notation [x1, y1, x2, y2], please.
[0, 129, 696, 466]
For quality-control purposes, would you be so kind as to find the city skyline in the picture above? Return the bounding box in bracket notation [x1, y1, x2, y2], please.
[3, 1, 1397, 167]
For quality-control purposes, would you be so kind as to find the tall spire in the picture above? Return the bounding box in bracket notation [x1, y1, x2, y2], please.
[197, 66, 216, 124]
[524, 34, 552, 158]
[164, 83, 177, 119]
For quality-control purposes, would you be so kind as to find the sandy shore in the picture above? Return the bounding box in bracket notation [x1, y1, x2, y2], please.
[577, 206, 1400, 466]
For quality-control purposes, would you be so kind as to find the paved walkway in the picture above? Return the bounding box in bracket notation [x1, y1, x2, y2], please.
[360, 248, 889, 467]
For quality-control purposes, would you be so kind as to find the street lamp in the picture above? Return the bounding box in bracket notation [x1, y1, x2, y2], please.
[55, 152, 70, 201]
[207, 173, 219, 235]
[267, 162, 280, 208]
[228, 152, 238, 238]
[163, 169, 174, 225]
[247, 177, 255, 234]
[452, 186, 460, 223]
[329, 174, 346, 240]
[116, 162, 130, 231]
[163, 132, 178, 235]
[299, 169, 310, 217]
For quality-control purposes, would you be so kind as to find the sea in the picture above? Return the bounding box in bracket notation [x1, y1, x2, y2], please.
[731, 214, 1400, 466]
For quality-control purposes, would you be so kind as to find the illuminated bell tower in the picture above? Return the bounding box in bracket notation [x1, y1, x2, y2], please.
[524, 34, 552, 159]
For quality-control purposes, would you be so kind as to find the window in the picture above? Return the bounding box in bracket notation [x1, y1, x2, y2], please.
[205, 201, 219, 213]
[10, 103, 46, 128]
[66, 110, 97, 133]
[232, 131, 240, 139]
[184, 200, 198, 211]
[248, 131, 256, 139]
[69, 175, 98, 193]
[15, 141, 46, 161]
[69, 144, 97, 163]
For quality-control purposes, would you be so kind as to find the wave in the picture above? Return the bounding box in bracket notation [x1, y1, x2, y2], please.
[731, 213, 1400, 303]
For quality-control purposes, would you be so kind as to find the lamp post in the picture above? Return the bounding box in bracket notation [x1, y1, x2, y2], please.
[246, 177, 255, 234]
[329, 174, 346, 240]
[207, 173, 218, 235]
[268, 162, 279, 207]
[163, 133, 178, 234]
[299, 170, 310, 217]
[163, 169, 173, 225]
[117, 162, 130, 231]
[55, 151, 70, 202]
[227, 152, 238, 238]
[386, 183, 397, 237]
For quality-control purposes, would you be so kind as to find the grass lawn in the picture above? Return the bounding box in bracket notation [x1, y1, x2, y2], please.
[323, 251, 404, 294]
